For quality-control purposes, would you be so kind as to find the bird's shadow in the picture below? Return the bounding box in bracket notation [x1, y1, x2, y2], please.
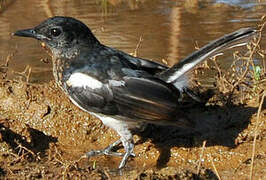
[134, 89, 258, 168]
[0, 123, 57, 158]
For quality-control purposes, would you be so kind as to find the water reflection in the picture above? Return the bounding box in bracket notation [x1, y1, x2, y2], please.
[0, 0, 265, 82]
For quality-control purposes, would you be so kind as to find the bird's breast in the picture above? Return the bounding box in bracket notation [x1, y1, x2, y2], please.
[52, 57, 70, 92]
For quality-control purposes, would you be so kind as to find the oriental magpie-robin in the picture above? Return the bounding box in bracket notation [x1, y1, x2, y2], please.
[14, 16, 256, 169]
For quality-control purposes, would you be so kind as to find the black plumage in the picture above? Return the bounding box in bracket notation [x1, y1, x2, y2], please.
[14, 16, 257, 169]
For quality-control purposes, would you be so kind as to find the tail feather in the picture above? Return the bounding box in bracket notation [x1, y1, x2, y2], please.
[158, 28, 257, 86]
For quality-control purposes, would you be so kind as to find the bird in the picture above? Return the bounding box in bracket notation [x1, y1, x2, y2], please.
[13, 16, 257, 169]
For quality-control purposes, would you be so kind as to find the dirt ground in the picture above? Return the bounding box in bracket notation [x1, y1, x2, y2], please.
[0, 33, 265, 180]
[0, 65, 264, 180]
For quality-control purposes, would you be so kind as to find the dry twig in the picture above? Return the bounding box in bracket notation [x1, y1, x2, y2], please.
[249, 92, 265, 180]
[197, 140, 207, 175]
[210, 155, 221, 180]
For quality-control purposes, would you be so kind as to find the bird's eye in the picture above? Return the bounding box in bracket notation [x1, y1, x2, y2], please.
[50, 28, 61, 37]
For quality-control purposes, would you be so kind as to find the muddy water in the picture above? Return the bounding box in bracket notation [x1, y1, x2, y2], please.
[0, 0, 265, 82]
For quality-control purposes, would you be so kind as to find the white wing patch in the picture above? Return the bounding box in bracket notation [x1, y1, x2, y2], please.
[66, 72, 103, 89]
[108, 80, 125, 87]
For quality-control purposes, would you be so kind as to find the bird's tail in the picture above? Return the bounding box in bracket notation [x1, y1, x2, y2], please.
[158, 28, 257, 90]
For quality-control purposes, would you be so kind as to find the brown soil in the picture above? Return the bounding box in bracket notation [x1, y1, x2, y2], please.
[0, 68, 265, 180]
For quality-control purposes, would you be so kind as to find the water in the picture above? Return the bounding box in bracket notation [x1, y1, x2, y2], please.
[0, 0, 265, 82]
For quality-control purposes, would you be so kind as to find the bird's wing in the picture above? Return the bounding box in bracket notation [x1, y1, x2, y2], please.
[65, 73, 192, 127]
[110, 77, 193, 127]
[104, 47, 168, 74]
[122, 54, 168, 74]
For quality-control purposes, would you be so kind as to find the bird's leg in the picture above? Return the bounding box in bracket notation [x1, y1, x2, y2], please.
[118, 139, 135, 169]
[85, 139, 124, 157]
[85, 117, 136, 168]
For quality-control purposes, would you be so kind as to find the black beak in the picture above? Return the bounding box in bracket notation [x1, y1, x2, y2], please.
[13, 29, 37, 38]
[13, 29, 50, 40]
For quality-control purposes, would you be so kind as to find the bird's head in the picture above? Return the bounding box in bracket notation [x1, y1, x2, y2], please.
[14, 16, 100, 58]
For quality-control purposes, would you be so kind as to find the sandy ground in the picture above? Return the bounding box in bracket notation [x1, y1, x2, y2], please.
[0, 65, 265, 180]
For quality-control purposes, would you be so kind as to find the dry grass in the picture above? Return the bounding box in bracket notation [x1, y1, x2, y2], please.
[250, 92, 265, 180]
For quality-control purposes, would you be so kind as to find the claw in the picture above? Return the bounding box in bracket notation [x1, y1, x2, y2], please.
[130, 152, 136, 157]
[83, 139, 135, 169]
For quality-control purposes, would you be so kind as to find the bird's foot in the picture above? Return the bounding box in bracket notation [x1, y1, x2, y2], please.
[83, 139, 135, 158]
[82, 139, 135, 169]
[83, 139, 124, 158]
